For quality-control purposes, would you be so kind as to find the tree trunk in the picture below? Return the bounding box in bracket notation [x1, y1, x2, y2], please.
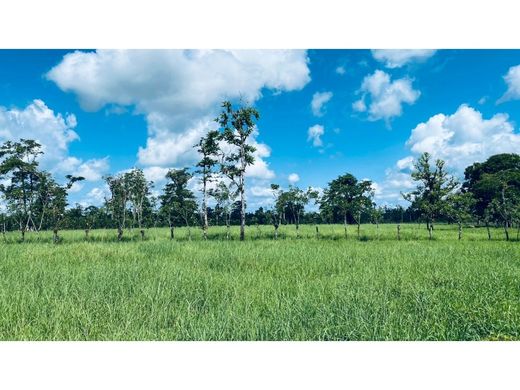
[486, 222, 491, 240]
[376, 222, 379, 240]
[85, 228, 89, 239]
[140, 229, 145, 240]
[21, 228, 25, 242]
[226, 223, 230, 240]
[203, 181, 208, 240]
[315, 225, 319, 239]
[170, 226, 174, 240]
[458, 222, 462, 240]
[344, 214, 348, 239]
[504, 222, 509, 241]
[397, 224, 401, 241]
[239, 175, 246, 241]
[117, 227, 123, 241]
[274, 224, 278, 240]
[428, 225, 433, 240]
[357, 211, 361, 240]
[296, 222, 299, 238]
[53, 228, 59, 244]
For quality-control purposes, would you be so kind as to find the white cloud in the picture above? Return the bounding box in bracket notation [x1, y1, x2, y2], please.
[80, 186, 109, 207]
[56, 157, 110, 181]
[0, 99, 78, 169]
[311, 91, 333, 116]
[352, 99, 366, 112]
[0, 99, 108, 184]
[376, 104, 520, 205]
[396, 156, 414, 171]
[335, 66, 346, 75]
[353, 70, 420, 123]
[497, 64, 520, 103]
[406, 104, 520, 172]
[47, 50, 311, 170]
[288, 173, 300, 184]
[250, 185, 274, 197]
[307, 124, 324, 147]
[371, 49, 437, 68]
[142, 166, 170, 183]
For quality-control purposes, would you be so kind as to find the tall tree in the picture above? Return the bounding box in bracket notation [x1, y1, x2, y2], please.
[402, 152, 458, 239]
[446, 191, 476, 240]
[216, 100, 260, 241]
[195, 130, 220, 240]
[125, 168, 153, 240]
[0, 139, 43, 241]
[160, 168, 198, 240]
[105, 174, 130, 241]
[320, 173, 373, 239]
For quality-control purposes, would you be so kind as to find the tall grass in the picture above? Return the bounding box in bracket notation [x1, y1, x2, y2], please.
[0, 224, 518, 340]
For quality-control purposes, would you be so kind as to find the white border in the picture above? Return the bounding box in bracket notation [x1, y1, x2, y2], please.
[0, 0, 520, 48]
[1, 342, 519, 389]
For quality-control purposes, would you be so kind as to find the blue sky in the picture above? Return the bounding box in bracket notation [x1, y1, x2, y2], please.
[1, 49, 520, 208]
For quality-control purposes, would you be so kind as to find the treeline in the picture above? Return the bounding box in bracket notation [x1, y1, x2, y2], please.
[0, 101, 519, 242]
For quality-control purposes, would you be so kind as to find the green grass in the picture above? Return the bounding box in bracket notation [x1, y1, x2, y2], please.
[0, 224, 519, 340]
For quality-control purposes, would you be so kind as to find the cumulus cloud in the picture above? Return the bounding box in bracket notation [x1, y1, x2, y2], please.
[371, 49, 437, 68]
[80, 186, 109, 207]
[353, 70, 420, 123]
[308, 124, 325, 147]
[406, 104, 520, 172]
[288, 173, 300, 184]
[311, 91, 333, 116]
[376, 104, 520, 205]
[373, 162, 416, 204]
[47, 49, 311, 169]
[0, 99, 108, 183]
[497, 64, 520, 103]
[55, 156, 110, 181]
[0, 99, 78, 168]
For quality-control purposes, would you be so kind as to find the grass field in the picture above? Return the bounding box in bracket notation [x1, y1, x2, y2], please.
[0, 223, 519, 340]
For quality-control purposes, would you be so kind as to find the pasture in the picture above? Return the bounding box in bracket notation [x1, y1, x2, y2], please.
[0, 223, 519, 340]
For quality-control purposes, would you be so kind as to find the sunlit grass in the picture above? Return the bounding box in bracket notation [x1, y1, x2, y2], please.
[0, 224, 518, 340]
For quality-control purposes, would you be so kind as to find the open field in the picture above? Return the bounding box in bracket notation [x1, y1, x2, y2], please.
[0, 224, 519, 340]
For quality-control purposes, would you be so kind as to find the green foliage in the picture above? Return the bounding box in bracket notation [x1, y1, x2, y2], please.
[402, 152, 458, 225]
[320, 173, 374, 225]
[463, 153, 520, 217]
[159, 168, 198, 228]
[216, 100, 260, 240]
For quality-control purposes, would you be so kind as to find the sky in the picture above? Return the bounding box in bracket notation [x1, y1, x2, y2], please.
[1, 49, 520, 209]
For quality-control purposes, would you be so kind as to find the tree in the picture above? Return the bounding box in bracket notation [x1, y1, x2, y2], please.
[209, 180, 236, 239]
[402, 153, 458, 239]
[371, 205, 385, 239]
[446, 192, 476, 240]
[105, 174, 130, 241]
[42, 174, 84, 243]
[195, 130, 220, 240]
[0, 139, 43, 241]
[279, 185, 318, 237]
[160, 168, 198, 240]
[320, 173, 373, 239]
[270, 184, 283, 239]
[216, 100, 260, 241]
[463, 153, 520, 220]
[125, 168, 153, 240]
[485, 180, 519, 241]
